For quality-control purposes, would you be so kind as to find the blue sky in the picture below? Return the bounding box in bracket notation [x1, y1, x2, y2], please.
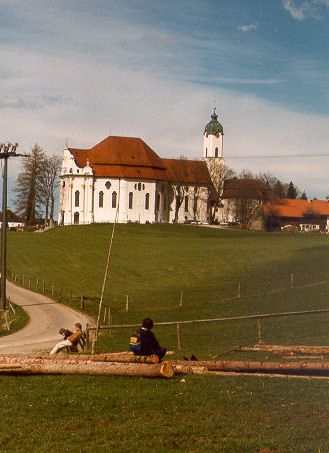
[1, 0, 329, 202]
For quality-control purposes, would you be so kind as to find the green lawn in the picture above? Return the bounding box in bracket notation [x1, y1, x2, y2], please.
[4, 224, 329, 451]
[7, 224, 329, 356]
[0, 374, 328, 452]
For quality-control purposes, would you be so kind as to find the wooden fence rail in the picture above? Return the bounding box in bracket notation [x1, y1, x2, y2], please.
[86, 307, 329, 351]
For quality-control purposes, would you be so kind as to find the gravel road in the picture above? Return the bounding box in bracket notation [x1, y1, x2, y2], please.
[0, 281, 94, 354]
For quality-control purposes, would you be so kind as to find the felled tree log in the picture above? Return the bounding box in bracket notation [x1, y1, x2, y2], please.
[0, 353, 160, 364]
[0, 357, 174, 378]
[238, 345, 329, 354]
[194, 360, 329, 375]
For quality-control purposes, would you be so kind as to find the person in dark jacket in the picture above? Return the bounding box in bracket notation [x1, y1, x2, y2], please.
[134, 318, 166, 360]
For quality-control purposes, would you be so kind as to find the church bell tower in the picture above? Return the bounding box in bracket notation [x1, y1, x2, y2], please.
[203, 108, 224, 160]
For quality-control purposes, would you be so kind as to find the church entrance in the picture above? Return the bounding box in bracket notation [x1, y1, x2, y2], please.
[74, 212, 79, 225]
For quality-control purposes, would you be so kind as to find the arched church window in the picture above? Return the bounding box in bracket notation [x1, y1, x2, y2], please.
[112, 191, 117, 208]
[62, 181, 66, 188]
[206, 147, 208, 157]
[157, 193, 160, 211]
[74, 212, 79, 225]
[129, 192, 133, 209]
[184, 195, 189, 213]
[134, 183, 137, 190]
[75, 190, 80, 207]
[145, 193, 150, 210]
[138, 182, 142, 191]
[215, 147, 218, 158]
[99, 191, 104, 208]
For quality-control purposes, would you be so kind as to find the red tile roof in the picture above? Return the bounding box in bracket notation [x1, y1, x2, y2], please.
[264, 198, 329, 218]
[69, 136, 211, 185]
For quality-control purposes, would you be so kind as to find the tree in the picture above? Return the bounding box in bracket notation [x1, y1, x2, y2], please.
[41, 154, 62, 225]
[300, 190, 308, 200]
[224, 171, 271, 227]
[287, 181, 298, 199]
[171, 157, 188, 222]
[206, 160, 235, 223]
[13, 144, 46, 225]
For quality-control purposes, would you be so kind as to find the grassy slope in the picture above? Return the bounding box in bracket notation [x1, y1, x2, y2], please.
[4, 224, 329, 451]
[7, 224, 329, 355]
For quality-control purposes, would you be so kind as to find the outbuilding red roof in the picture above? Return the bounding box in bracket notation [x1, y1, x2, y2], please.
[264, 198, 329, 218]
[69, 136, 211, 185]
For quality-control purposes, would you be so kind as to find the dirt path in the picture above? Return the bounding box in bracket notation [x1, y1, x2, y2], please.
[0, 281, 94, 354]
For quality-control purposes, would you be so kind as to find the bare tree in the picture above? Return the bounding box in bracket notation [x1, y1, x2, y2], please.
[206, 160, 235, 223]
[41, 154, 62, 226]
[13, 144, 46, 225]
[171, 157, 188, 222]
[224, 172, 271, 228]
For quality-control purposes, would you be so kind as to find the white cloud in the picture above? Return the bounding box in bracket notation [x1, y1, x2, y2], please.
[282, 0, 308, 20]
[238, 24, 258, 32]
[282, 0, 329, 20]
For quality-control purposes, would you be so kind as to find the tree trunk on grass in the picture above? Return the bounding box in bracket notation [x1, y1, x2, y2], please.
[0, 356, 174, 378]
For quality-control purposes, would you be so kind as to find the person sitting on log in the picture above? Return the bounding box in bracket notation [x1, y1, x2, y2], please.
[129, 318, 166, 361]
[49, 324, 82, 355]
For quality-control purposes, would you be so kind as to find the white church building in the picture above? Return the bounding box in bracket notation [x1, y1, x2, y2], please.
[58, 110, 225, 225]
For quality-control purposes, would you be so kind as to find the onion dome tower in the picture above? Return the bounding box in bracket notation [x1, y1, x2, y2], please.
[203, 108, 224, 159]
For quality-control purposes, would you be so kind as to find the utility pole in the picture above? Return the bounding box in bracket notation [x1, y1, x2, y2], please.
[0, 143, 27, 310]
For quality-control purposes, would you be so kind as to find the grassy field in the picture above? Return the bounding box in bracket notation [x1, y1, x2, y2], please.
[0, 374, 328, 452]
[7, 224, 329, 356]
[3, 224, 329, 451]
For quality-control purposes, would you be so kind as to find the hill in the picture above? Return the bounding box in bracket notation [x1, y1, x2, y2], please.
[7, 224, 329, 356]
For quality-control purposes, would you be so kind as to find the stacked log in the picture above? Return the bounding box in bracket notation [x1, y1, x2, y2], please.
[0, 354, 174, 378]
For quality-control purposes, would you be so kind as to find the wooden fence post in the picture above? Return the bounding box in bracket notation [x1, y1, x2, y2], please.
[42, 280, 45, 294]
[291, 273, 294, 288]
[80, 294, 84, 310]
[179, 290, 183, 307]
[28, 277, 31, 289]
[51, 282, 54, 297]
[22, 274, 25, 287]
[257, 318, 264, 344]
[108, 307, 112, 334]
[176, 323, 182, 350]
[125, 295, 129, 312]
[103, 307, 107, 323]
[70, 288, 73, 303]
[237, 282, 241, 299]
[85, 323, 90, 350]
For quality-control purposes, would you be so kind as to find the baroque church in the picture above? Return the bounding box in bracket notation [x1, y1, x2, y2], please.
[59, 110, 225, 225]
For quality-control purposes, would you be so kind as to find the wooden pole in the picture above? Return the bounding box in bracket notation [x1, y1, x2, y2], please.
[108, 307, 112, 333]
[237, 282, 241, 299]
[85, 323, 90, 350]
[22, 274, 25, 287]
[176, 323, 182, 350]
[103, 307, 107, 323]
[291, 273, 294, 288]
[257, 318, 264, 344]
[4, 311, 9, 331]
[80, 294, 84, 309]
[42, 280, 45, 294]
[28, 277, 31, 289]
[36, 277, 39, 290]
[51, 281, 54, 297]
[125, 295, 129, 312]
[179, 290, 183, 307]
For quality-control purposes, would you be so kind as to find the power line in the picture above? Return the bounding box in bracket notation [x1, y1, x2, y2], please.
[228, 153, 329, 159]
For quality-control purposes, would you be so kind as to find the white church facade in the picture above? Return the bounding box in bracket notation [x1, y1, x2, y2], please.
[58, 110, 225, 225]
